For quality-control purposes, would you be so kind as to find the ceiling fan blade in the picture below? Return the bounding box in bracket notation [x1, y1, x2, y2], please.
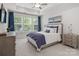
[41, 3, 48, 5]
[39, 7, 42, 9]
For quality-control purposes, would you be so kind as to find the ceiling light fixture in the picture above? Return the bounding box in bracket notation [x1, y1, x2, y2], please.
[34, 3, 40, 8]
[32, 3, 48, 9]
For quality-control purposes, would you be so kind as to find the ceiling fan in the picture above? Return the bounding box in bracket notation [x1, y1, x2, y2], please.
[32, 3, 48, 9]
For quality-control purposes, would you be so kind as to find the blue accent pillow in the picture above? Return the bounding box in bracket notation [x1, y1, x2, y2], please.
[45, 29, 50, 33]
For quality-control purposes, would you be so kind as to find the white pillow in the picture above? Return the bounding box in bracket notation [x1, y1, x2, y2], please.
[50, 28, 57, 33]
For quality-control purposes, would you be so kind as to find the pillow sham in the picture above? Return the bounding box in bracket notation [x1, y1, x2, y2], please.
[47, 26, 58, 33]
[45, 29, 50, 33]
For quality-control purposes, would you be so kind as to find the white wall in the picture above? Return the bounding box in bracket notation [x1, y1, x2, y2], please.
[41, 4, 79, 34]
[61, 7, 79, 34]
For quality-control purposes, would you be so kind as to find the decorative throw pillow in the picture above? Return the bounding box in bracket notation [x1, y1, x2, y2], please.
[45, 29, 50, 33]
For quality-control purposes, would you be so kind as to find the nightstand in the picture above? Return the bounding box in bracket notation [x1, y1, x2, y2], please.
[63, 33, 78, 48]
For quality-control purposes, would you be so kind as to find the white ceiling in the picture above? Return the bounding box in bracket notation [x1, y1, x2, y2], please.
[1, 3, 79, 15]
[16, 3, 59, 11]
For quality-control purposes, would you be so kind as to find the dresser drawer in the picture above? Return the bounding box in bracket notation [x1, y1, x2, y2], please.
[63, 38, 71, 43]
[0, 35, 15, 56]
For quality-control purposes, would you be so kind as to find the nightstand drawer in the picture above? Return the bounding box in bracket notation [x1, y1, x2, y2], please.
[63, 38, 72, 42]
[63, 34, 72, 39]
[63, 39, 72, 46]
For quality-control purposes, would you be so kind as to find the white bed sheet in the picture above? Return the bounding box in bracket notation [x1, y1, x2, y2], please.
[38, 32, 61, 44]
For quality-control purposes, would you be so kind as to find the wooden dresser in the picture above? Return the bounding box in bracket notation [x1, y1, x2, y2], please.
[0, 33, 15, 56]
[63, 33, 78, 48]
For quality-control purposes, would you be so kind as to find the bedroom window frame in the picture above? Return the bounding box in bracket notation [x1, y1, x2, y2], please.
[14, 13, 38, 32]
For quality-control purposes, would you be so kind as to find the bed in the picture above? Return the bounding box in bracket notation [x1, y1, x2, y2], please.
[26, 23, 63, 51]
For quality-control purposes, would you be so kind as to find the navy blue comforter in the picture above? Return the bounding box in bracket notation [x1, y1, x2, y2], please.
[27, 32, 46, 48]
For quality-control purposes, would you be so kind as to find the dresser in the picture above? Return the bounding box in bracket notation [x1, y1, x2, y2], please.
[63, 33, 78, 48]
[0, 33, 15, 56]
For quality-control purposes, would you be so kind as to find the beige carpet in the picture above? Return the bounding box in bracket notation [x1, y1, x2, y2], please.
[16, 38, 79, 56]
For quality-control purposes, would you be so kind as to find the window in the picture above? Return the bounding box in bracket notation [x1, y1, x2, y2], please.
[14, 14, 22, 31]
[14, 13, 38, 32]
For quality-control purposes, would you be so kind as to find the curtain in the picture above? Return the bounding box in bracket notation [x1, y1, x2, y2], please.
[0, 3, 7, 23]
[38, 16, 41, 31]
[8, 12, 15, 31]
[0, 9, 2, 22]
[3, 11, 6, 23]
[0, 9, 7, 23]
